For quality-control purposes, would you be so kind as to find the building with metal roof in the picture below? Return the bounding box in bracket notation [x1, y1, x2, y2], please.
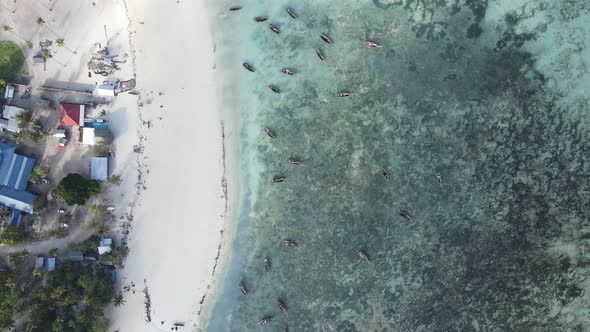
[35, 257, 44, 269]
[91, 157, 108, 181]
[59, 103, 85, 126]
[0, 106, 29, 133]
[0, 144, 36, 226]
[47, 257, 56, 271]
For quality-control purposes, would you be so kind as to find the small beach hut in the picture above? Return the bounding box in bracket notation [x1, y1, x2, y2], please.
[35, 257, 44, 269]
[4, 85, 15, 99]
[47, 257, 56, 271]
[91, 157, 108, 181]
[98, 238, 112, 255]
[59, 103, 85, 127]
[81, 127, 96, 145]
[96, 84, 116, 97]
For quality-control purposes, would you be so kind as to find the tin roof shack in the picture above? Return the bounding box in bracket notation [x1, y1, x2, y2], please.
[0, 106, 29, 133]
[47, 257, 56, 271]
[90, 157, 108, 181]
[0, 144, 36, 225]
[98, 238, 112, 255]
[35, 256, 44, 269]
[96, 83, 116, 97]
[59, 103, 85, 127]
[4, 85, 15, 99]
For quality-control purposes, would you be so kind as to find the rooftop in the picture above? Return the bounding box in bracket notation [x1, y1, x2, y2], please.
[59, 103, 85, 127]
[91, 157, 108, 181]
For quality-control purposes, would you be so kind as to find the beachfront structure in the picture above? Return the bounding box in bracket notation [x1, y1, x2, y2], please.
[80, 127, 112, 146]
[0, 105, 29, 133]
[59, 103, 85, 127]
[97, 83, 116, 97]
[0, 144, 36, 226]
[98, 238, 112, 255]
[53, 129, 66, 138]
[81, 127, 95, 145]
[90, 157, 108, 181]
[35, 257, 44, 269]
[47, 257, 56, 271]
[63, 251, 84, 262]
[4, 85, 15, 99]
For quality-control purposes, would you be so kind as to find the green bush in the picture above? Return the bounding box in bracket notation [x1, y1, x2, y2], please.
[53, 173, 100, 206]
[29, 165, 47, 184]
[0, 41, 25, 80]
[0, 226, 24, 246]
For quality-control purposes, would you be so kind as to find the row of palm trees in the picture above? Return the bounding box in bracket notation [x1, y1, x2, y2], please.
[1, 16, 74, 53]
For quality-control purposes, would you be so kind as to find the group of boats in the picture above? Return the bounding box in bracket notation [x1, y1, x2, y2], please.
[231, 5, 394, 328]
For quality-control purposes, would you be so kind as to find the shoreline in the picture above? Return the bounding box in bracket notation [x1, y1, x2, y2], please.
[107, 1, 227, 330]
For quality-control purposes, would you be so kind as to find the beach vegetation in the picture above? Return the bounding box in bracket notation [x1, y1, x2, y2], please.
[14, 110, 33, 129]
[35, 17, 45, 26]
[0, 226, 24, 246]
[49, 247, 59, 257]
[112, 292, 125, 307]
[29, 165, 47, 184]
[54, 173, 100, 205]
[107, 174, 122, 186]
[7, 250, 29, 265]
[0, 41, 25, 80]
[39, 39, 53, 61]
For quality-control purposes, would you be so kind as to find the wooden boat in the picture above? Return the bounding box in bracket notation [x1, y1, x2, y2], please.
[357, 250, 370, 263]
[320, 34, 333, 44]
[366, 41, 382, 48]
[286, 8, 297, 19]
[288, 158, 303, 166]
[239, 282, 248, 295]
[264, 257, 270, 272]
[434, 170, 442, 188]
[272, 177, 285, 183]
[268, 24, 280, 34]
[254, 16, 268, 22]
[283, 240, 298, 248]
[259, 317, 273, 325]
[229, 6, 242, 11]
[399, 210, 412, 221]
[315, 48, 325, 61]
[281, 68, 295, 75]
[243, 62, 255, 72]
[269, 85, 281, 93]
[336, 91, 352, 97]
[277, 298, 287, 312]
[264, 127, 276, 138]
[381, 169, 390, 181]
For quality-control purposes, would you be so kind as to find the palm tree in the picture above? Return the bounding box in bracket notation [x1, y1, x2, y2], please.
[36, 17, 45, 26]
[48, 248, 59, 258]
[2, 24, 29, 45]
[12, 131, 28, 144]
[55, 38, 64, 47]
[112, 292, 125, 307]
[14, 111, 33, 129]
[32, 268, 41, 277]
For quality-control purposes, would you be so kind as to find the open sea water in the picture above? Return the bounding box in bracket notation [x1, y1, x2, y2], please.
[204, 1, 590, 331]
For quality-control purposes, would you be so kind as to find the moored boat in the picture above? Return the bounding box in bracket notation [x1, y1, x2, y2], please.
[268, 24, 280, 34]
[239, 282, 248, 295]
[229, 6, 242, 11]
[281, 68, 295, 75]
[381, 169, 390, 181]
[434, 169, 442, 188]
[283, 239, 298, 248]
[272, 177, 285, 183]
[288, 158, 303, 166]
[259, 316, 273, 325]
[399, 210, 412, 221]
[320, 34, 333, 44]
[242, 62, 255, 72]
[315, 48, 325, 61]
[264, 257, 270, 272]
[366, 40, 382, 48]
[336, 91, 352, 97]
[286, 8, 297, 19]
[277, 297, 287, 312]
[357, 250, 370, 263]
[269, 85, 281, 93]
[264, 127, 276, 138]
[254, 16, 268, 22]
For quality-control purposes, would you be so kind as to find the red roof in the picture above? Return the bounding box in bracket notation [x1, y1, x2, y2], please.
[59, 103, 82, 126]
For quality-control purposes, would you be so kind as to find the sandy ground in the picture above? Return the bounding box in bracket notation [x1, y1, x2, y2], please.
[106, 1, 225, 331]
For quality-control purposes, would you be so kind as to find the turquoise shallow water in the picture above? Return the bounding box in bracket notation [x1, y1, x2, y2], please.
[205, 1, 590, 331]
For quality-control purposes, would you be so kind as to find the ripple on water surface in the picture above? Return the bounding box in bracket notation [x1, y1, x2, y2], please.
[206, 0, 590, 331]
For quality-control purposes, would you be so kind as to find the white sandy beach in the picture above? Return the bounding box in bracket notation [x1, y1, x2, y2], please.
[107, 1, 225, 331]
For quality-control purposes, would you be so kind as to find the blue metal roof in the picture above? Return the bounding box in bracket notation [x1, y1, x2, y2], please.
[8, 209, 21, 226]
[0, 187, 36, 214]
[47, 257, 56, 271]
[0, 144, 34, 191]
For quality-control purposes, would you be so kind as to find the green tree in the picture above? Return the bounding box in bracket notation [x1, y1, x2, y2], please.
[49, 248, 59, 257]
[55, 38, 64, 47]
[8, 250, 29, 265]
[0, 226, 24, 246]
[1, 25, 9, 32]
[53, 173, 100, 205]
[36, 17, 45, 26]
[14, 110, 33, 129]
[0, 41, 25, 80]
[32, 267, 41, 277]
[29, 165, 48, 184]
[90, 316, 109, 332]
[112, 292, 125, 307]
